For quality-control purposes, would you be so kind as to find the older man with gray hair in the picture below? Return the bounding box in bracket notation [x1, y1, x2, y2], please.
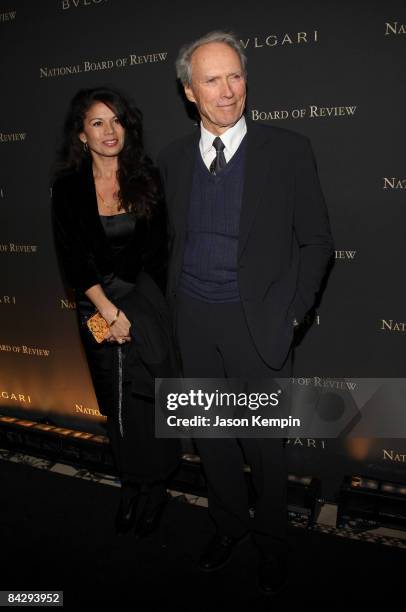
[158, 30, 333, 594]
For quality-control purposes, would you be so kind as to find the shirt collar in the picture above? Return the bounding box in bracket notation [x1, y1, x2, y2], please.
[200, 115, 247, 156]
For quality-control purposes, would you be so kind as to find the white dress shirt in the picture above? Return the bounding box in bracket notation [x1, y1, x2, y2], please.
[199, 115, 247, 170]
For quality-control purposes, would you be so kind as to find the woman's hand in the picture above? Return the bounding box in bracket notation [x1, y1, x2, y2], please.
[104, 309, 132, 344]
[84, 285, 131, 344]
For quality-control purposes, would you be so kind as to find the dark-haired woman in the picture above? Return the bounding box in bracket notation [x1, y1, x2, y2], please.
[52, 87, 180, 536]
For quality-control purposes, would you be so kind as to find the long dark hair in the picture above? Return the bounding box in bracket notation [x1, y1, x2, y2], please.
[54, 86, 159, 219]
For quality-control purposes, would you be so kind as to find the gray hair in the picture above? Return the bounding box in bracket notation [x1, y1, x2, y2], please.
[175, 30, 247, 86]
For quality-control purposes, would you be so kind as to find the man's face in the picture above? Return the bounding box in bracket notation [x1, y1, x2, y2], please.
[184, 42, 246, 136]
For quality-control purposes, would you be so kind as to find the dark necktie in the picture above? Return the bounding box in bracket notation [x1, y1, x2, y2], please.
[209, 137, 226, 175]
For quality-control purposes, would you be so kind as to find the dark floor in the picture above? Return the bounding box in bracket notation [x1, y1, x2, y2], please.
[1, 458, 403, 610]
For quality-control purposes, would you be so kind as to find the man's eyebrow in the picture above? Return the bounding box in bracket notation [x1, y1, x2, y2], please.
[201, 71, 242, 80]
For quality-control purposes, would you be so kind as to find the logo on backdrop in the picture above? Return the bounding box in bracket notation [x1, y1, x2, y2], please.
[251, 105, 357, 121]
[75, 403, 102, 417]
[0, 390, 31, 404]
[385, 22, 406, 36]
[60, 298, 76, 309]
[0, 132, 26, 143]
[241, 30, 318, 48]
[382, 448, 406, 463]
[285, 438, 326, 449]
[40, 51, 168, 78]
[383, 177, 406, 189]
[292, 377, 358, 390]
[0, 344, 50, 357]
[335, 250, 357, 260]
[0, 10, 16, 23]
[380, 319, 406, 332]
[61, 0, 108, 9]
[0, 243, 38, 254]
[0, 295, 16, 305]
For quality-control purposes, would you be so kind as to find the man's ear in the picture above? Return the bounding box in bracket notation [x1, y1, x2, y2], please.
[184, 84, 196, 104]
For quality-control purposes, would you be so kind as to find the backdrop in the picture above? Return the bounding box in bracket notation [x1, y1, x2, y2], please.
[1, 0, 405, 498]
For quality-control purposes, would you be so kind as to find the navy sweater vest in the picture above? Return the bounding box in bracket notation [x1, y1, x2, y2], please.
[179, 137, 246, 302]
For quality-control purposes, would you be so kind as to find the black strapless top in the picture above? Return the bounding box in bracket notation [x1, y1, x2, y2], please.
[99, 213, 136, 253]
[77, 213, 137, 320]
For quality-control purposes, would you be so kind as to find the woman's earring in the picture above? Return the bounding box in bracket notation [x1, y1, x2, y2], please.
[83, 142, 88, 152]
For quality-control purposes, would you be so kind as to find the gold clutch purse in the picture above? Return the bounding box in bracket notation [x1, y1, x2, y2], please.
[86, 311, 109, 343]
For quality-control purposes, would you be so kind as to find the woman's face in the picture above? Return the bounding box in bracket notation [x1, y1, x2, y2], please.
[79, 101, 125, 158]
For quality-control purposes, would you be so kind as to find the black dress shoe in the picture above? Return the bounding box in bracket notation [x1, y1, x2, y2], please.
[199, 533, 245, 572]
[133, 492, 169, 539]
[258, 556, 288, 595]
[115, 486, 140, 536]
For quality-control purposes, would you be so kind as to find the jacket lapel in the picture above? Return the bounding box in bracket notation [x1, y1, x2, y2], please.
[238, 122, 271, 259]
[77, 161, 111, 252]
[171, 131, 199, 283]
[173, 130, 199, 234]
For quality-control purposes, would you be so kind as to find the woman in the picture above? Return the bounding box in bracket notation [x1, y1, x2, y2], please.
[52, 87, 180, 536]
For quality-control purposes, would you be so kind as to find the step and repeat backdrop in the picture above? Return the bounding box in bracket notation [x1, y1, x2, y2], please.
[1, 0, 405, 497]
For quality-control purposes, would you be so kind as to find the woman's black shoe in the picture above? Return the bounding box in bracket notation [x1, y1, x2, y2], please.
[133, 492, 169, 539]
[115, 485, 140, 536]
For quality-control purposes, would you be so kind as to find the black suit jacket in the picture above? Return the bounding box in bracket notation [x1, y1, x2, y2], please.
[158, 121, 334, 369]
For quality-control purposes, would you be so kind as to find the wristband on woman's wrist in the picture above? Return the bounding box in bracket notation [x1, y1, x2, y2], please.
[109, 309, 121, 327]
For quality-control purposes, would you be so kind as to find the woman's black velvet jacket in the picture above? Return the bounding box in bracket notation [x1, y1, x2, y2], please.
[51, 159, 167, 296]
[51, 161, 179, 403]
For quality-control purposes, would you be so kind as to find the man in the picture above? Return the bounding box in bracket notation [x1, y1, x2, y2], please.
[158, 31, 333, 594]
